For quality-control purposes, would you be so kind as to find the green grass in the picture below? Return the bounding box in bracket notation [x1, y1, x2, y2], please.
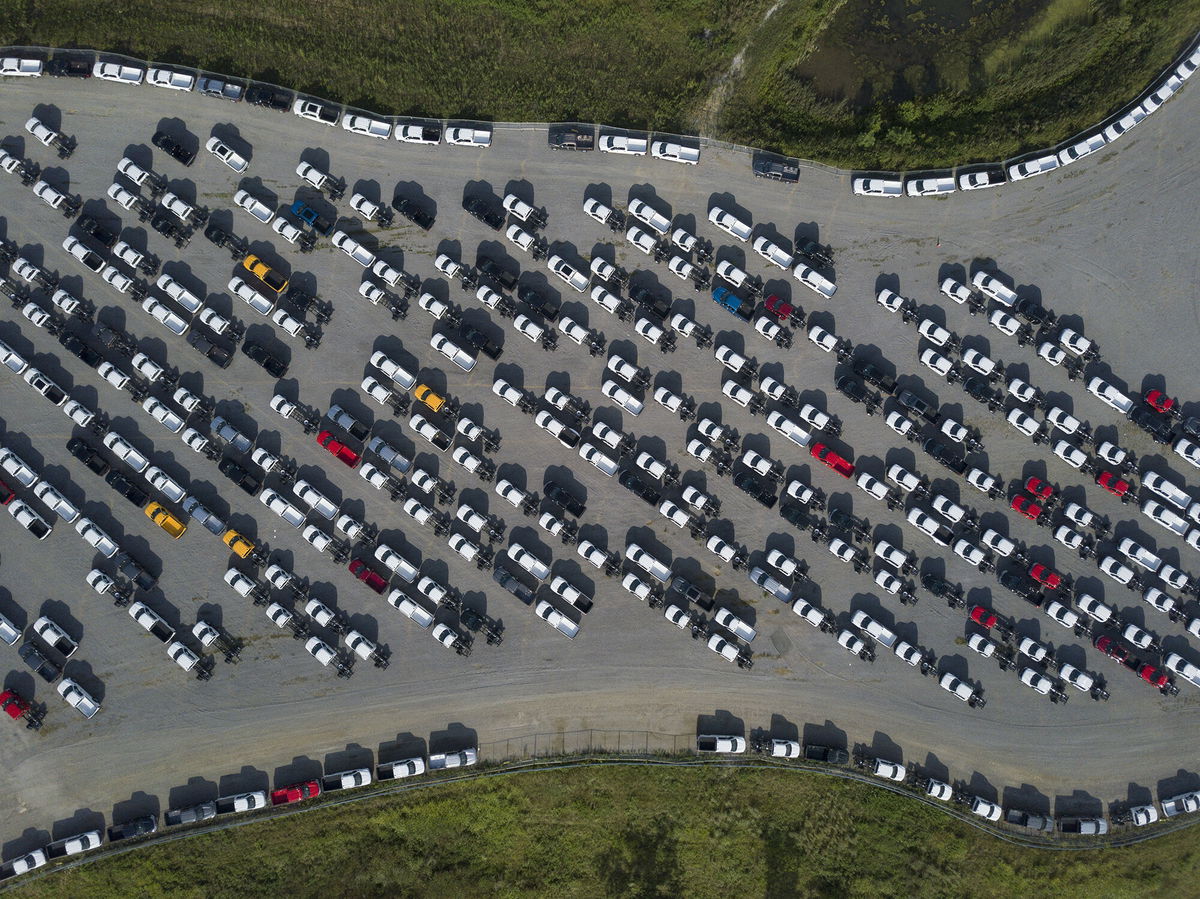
[719, 0, 1200, 168]
[11, 764, 1200, 897]
[2, 0, 1197, 168]
[1, 0, 773, 130]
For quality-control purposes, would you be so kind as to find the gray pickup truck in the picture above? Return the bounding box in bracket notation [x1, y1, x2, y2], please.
[164, 801, 217, 827]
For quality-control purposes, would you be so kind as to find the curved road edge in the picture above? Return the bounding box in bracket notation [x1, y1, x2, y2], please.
[5, 753, 1197, 891]
[1, 32, 1198, 184]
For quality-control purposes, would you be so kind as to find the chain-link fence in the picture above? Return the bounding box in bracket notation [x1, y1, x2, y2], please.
[478, 728, 693, 761]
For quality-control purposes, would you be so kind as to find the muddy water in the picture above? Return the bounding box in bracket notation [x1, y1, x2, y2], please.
[794, 0, 1048, 106]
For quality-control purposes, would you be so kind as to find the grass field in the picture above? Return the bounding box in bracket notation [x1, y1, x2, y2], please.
[10, 764, 1200, 897]
[1, 0, 1198, 168]
[719, 0, 1200, 168]
[0, 0, 775, 129]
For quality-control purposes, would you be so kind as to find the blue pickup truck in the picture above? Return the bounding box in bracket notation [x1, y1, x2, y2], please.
[712, 286, 754, 321]
[290, 201, 334, 236]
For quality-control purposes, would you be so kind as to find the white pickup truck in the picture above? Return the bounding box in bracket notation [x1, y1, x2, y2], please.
[696, 734, 746, 753]
[851, 610, 897, 648]
[1162, 791, 1200, 817]
[215, 791, 267, 814]
[445, 127, 491, 147]
[429, 748, 478, 769]
[598, 134, 648, 155]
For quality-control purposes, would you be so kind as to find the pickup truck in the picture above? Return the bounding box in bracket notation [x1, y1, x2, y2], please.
[377, 757, 427, 780]
[599, 133, 648, 155]
[215, 791, 267, 814]
[696, 734, 747, 753]
[460, 325, 503, 360]
[803, 744, 850, 765]
[445, 127, 491, 147]
[549, 128, 595, 150]
[392, 197, 434, 231]
[291, 201, 334, 235]
[107, 815, 157, 842]
[850, 610, 897, 649]
[478, 256, 517, 290]
[45, 830, 103, 858]
[321, 768, 372, 791]
[32, 616, 78, 657]
[712, 286, 754, 321]
[245, 84, 293, 110]
[197, 75, 243, 101]
[129, 601, 176, 643]
[397, 124, 442, 144]
[47, 54, 92, 77]
[1005, 809, 1054, 832]
[464, 197, 505, 231]
[1161, 791, 1200, 817]
[752, 154, 800, 182]
[493, 565, 534, 605]
[1058, 817, 1109, 835]
[19, 642, 61, 682]
[429, 748, 478, 769]
[164, 801, 217, 826]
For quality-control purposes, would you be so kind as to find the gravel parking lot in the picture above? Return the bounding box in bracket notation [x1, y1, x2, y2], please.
[0, 72, 1199, 850]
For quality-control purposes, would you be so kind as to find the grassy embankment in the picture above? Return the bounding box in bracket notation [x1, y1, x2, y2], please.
[3, 0, 1198, 168]
[719, 0, 1200, 168]
[12, 765, 1200, 897]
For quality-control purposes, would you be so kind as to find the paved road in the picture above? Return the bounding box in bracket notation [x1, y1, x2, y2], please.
[0, 73, 1198, 851]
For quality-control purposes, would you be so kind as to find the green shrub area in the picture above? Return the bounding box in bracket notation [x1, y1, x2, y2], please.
[0, 0, 772, 130]
[720, 0, 1200, 168]
[13, 765, 1200, 897]
[2, 0, 1197, 168]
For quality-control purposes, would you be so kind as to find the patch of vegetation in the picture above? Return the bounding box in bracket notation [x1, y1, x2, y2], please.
[0, 0, 772, 131]
[13, 765, 1200, 897]
[720, 0, 1200, 169]
[2, 1, 1198, 165]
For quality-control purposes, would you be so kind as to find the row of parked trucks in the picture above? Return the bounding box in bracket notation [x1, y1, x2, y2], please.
[694, 732, 1200, 833]
[0, 748, 480, 879]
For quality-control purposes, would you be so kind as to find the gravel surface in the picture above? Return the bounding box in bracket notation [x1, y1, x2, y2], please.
[0, 74, 1198, 851]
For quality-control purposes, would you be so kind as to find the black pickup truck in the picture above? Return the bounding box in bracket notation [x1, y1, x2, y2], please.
[752, 153, 800, 183]
[517, 284, 559, 322]
[67, 437, 110, 476]
[492, 565, 534, 605]
[47, 54, 92, 78]
[19, 642, 61, 683]
[108, 815, 158, 842]
[76, 215, 118, 249]
[218, 457, 263, 495]
[61, 333, 104, 368]
[464, 197, 504, 231]
[477, 256, 517, 291]
[544, 480, 586, 517]
[105, 470, 150, 507]
[460, 324, 502, 360]
[549, 128, 595, 151]
[803, 744, 849, 765]
[392, 197, 434, 231]
[245, 84, 293, 111]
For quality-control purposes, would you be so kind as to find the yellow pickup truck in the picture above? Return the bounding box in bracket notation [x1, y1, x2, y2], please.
[414, 384, 447, 414]
[242, 254, 288, 294]
[145, 502, 187, 539]
[222, 528, 256, 558]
